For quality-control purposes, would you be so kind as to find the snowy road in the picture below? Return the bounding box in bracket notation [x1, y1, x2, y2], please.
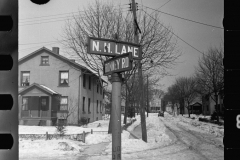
[19, 114, 224, 160]
[105, 115, 224, 160]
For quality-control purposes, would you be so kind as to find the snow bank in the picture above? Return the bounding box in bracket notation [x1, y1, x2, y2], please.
[19, 139, 84, 158]
[164, 112, 224, 137]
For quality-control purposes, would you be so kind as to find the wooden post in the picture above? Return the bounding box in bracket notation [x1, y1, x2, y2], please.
[83, 131, 85, 143]
[46, 132, 48, 140]
[91, 129, 93, 134]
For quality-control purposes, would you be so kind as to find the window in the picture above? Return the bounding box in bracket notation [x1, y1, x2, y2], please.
[100, 87, 102, 95]
[89, 76, 91, 90]
[22, 97, 28, 110]
[103, 92, 104, 99]
[83, 74, 86, 88]
[41, 97, 49, 111]
[96, 100, 98, 113]
[88, 98, 91, 113]
[21, 71, 30, 86]
[82, 97, 85, 113]
[60, 97, 68, 111]
[59, 71, 69, 86]
[100, 101, 102, 113]
[41, 56, 49, 65]
[97, 84, 99, 93]
[206, 105, 209, 111]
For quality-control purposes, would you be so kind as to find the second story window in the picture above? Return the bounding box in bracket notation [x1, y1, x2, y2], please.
[89, 76, 91, 90]
[97, 84, 99, 93]
[21, 71, 30, 86]
[83, 74, 86, 88]
[59, 71, 69, 86]
[41, 56, 49, 65]
[60, 97, 68, 111]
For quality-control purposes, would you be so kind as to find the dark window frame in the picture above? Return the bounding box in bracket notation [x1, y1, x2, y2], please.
[59, 70, 69, 86]
[21, 71, 30, 87]
[96, 100, 98, 113]
[89, 76, 91, 90]
[83, 74, 86, 88]
[82, 97, 85, 113]
[88, 98, 91, 113]
[97, 84, 99, 93]
[40, 56, 49, 66]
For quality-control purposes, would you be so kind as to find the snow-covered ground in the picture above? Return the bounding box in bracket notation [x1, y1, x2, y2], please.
[19, 112, 224, 159]
[166, 113, 224, 137]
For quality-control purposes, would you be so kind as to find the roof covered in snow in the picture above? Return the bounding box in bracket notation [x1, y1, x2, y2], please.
[19, 83, 61, 96]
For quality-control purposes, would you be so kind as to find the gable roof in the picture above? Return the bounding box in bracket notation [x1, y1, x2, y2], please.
[19, 47, 107, 83]
[19, 83, 61, 96]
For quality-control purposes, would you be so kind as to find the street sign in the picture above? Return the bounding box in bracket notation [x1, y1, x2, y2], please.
[87, 37, 142, 59]
[103, 52, 133, 76]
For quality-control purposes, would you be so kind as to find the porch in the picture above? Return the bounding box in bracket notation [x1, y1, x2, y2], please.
[19, 83, 61, 126]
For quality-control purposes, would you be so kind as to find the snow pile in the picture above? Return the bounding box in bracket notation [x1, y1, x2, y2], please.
[146, 114, 172, 147]
[19, 139, 84, 158]
[164, 113, 224, 137]
[85, 134, 112, 144]
[127, 116, 141, 132]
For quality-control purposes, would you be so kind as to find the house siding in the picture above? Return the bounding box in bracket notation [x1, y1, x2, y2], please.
[19, 50, 104, 125]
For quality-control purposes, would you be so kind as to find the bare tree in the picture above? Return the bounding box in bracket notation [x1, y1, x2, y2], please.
[61, 0, 180, 82]
[195, 45, 224, 122]
[61, 0, 180, 141]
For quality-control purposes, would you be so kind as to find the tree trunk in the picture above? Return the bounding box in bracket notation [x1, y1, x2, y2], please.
[123, 85, 128, 124]
[215, 94, 219, 123]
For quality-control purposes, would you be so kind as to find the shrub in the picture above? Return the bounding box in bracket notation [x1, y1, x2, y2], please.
[78, 117, 88, 126]
[55, 122, 67, 138]
[210, 111, 218, 120]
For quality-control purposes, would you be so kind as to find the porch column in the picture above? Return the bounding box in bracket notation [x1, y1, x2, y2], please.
[49, 96, 52, 118]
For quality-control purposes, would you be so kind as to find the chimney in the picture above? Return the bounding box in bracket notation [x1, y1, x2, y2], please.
[52, 47, 59, 54]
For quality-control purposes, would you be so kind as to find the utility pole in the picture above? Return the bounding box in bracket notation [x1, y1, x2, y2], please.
[111, 73, 122, 160]
[132, 0, 147, 142]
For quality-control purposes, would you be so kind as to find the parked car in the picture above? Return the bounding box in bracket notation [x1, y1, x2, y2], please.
[158, 110, 164, 117]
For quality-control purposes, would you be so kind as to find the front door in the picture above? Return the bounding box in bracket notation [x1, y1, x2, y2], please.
[40, 96, 49, 117]
[30, 97, 40, 117]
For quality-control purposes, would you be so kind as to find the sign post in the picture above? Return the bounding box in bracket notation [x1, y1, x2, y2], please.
[87, 37, 139, 160]
[111, 73, 122, 160]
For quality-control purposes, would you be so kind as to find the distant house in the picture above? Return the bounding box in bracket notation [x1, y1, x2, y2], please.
[150, 94, 161, 113]
[18, 47, 106, 126]
[202, 90, 224, 116]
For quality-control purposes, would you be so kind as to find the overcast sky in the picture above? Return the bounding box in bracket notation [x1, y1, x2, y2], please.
[19, 0, 223, 91]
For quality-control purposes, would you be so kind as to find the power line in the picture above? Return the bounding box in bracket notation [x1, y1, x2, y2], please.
[19, 8, 129, 26]
[142, 9, 205, 55]
[142, 5, 224, 30]
[20, 4, 128, 21]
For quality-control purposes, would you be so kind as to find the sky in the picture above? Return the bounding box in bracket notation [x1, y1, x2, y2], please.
[19, 0, 224, 92]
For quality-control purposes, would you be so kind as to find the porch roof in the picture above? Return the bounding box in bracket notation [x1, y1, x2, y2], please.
[19, 83, 61, 96]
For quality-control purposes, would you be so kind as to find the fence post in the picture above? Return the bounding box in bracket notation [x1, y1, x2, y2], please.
[46, 132, 48, 140]
[91, 129, 93, 134]
[83, 131, 85, 143]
